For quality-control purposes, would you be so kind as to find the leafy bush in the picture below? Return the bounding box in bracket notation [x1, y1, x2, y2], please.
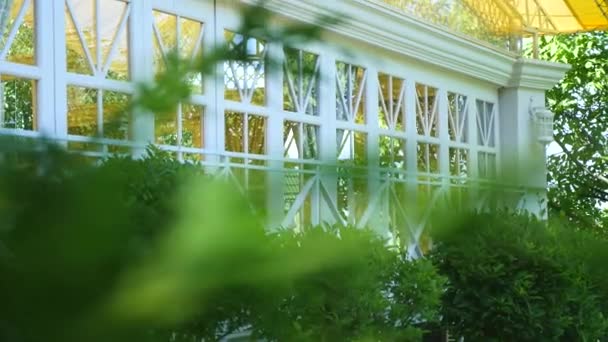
[99, 146, 205, 246]
[0, 141, 447, 342]
[431, 212, 608, 341]
[254, 226, 446, 342]
[0, 142, 271, 342]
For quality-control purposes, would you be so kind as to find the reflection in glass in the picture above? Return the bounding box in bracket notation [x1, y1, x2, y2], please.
[448, 92, 468, 142]
[378, 73, 405, 131]
[0, 76, 35, 130]
[476, 100, 496, 147]
[283, 121, 319, 160]
[67, 85, 130, 139]
[1, 0, 35, 65]
[152, 10, 204, 93]
[182, 104, 203, 148]
[478, 152, 497, 179]
[283, 48, 319, 115]
[379, 135, 406, 170]
[415, 83, 438, 137]
[336, 62, 366, 124]
[449, 148, 468, 178]
[224, 111, 266, 155]
[224, 31, 266, 106]
[417, 143, 439, 174]
[65, 0, 130, 80]
[337, 129, 367, 165]
[155, 103, 203, 148]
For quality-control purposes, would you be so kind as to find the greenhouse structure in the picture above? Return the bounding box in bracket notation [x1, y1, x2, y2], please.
[0, 0, 605, 255]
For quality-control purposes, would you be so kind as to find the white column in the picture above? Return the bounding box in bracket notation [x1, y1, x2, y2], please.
[265, 41, 285, 230]
[130, 0, 154, 157]
[438, 88, 450, 192]
[51, 0, 67, 138]
[36, 0, 56, 136]
[501, 59, 570, 217]
[318, 51, 338, 225]
[202, 5, 221, 171]
[365, 65, 382, 232]
[467, 94, 479, 207]
[499, 86, 547, 215]
[404, 77, 418, 253]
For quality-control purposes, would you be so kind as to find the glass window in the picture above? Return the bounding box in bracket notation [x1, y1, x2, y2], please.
[65, 0, 130, 80]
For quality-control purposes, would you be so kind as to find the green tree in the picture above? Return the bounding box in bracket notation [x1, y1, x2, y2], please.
[534, 33, 608, 232]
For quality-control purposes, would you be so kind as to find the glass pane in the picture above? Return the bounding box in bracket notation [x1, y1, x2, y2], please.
[417, 143, 440, 174]
[283, 120, 299, 158]
[67, 85, 98, 137]
[448, 92, 468, 142]
[379, 135, 406, 169]
[486, 102, 495, 147]
[153, 11, 203, 93]
[1, 76, 35, 130]
[479, 152, 497, 179]
[67, 86, 130, 140]
[65, 1, 92, 75]
[104, 0, 129, 81]
[3, 0, 35, 65]
[182, 104, 203, 148]
[225, 111, 244, 153]
[378, 73, 405, 131]
[224, 31, 266, 106]
[283, 48, 319, 115]
[415, 84, 438, 137]
[449, 148, 469, 178]
[337, 129, 367, 165]
[155, 109, 177, 145]
[247, 114, 266, 155]
[477, 100, 496, 148]
[337, 171, 367, 224]
[65, 0, 130, 80]
[336, 62, 366, 124]
[102, 90, 130, 140]
[302, 124, 319, 159]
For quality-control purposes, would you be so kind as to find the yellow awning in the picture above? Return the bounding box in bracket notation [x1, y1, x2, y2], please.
[463, 0, 608, 34]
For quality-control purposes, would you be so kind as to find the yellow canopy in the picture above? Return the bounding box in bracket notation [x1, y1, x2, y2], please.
[463, 0, 608, 34]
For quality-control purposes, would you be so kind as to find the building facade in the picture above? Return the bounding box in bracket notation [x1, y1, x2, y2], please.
[0, 0, 569, 256]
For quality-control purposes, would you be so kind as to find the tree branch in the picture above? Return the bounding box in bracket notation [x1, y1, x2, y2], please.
[553, 139, 608, 185]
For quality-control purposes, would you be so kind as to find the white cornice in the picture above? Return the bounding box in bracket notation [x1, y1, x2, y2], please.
[235, 0, 570, 90]
[509, 58, 571, 90]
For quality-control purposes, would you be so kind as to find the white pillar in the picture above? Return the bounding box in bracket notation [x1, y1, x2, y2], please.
[365, 65, 382, 232]
[50, 0, 67, 138]
[318, 51, 338, 225]
[130, 0, 154, 157]
[203, 3, 221, 171]
[36, 0, 56, 136]
[265, 41, 285, 230]
[500, 58, 570, 216]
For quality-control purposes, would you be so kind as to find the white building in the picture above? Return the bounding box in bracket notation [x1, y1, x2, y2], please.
[1, 0, 597, 255]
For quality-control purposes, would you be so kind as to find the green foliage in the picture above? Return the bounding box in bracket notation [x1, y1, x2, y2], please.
[533, 33, 608, 232]
[100, 146, 204, 233]
[0, 140, 264, 341]
[0, 139, 446, 341]
[431, 212, 608, 341]
[254, 227, 446, 341]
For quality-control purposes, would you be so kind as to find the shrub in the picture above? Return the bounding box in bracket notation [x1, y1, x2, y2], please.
[253, 226, 446, 342]
[99, 146, 206, 247]
[431, 212, 608, 341]
[0, 143, 447, 342]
